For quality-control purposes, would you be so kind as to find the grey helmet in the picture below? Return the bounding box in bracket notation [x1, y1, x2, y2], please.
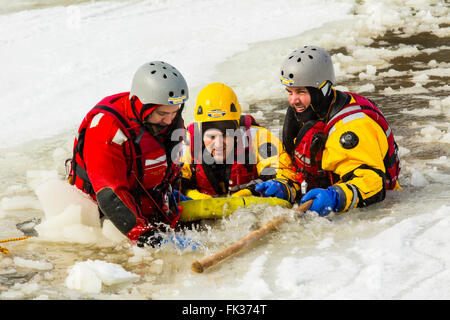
[280, 46, 335, 88]
[130, 61, 189, 105]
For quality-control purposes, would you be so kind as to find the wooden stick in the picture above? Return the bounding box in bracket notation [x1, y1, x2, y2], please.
[191, 200, 313, 273]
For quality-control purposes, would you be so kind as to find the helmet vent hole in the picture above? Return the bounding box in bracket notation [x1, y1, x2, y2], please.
[230, 103, 237, 112]
[289, 73, 294, 79]
[151, 70, 156, 74]
[168, 91, 174, 97]
[149, 63, 155, 65]
[300, 51, 305, 53]
[163, 74, 167, 79]
[162, 66, 167, 69]
[308, 55, 313, 59]
[281, 71, 284, 75]
[288, 56, 293, 59]
[297, 58, 301, 62]
[197, 106, 203, 115]
[181, 89, 185, 95]
[173, 72, 178, 77]
[312, 48, 317, 51]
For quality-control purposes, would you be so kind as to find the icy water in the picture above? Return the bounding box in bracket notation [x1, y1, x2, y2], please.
[0, 0, 449, 300]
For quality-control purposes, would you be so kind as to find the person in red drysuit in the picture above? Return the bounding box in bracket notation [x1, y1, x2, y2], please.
[67, 61, 191, 247]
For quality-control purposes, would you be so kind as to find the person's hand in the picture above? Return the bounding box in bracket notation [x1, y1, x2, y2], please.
[161, 234, 200, 251]
[255, 179, 291, 200]
[300, 187, 340, 216]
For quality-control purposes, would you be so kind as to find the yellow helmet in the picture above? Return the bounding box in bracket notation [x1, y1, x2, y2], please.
[194, 83, 241, 123]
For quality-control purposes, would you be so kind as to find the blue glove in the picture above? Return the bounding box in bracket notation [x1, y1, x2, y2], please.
[255, 180, 289, 200]
[138, 229, 200, 251]
[300, 187, 340, 216]
[171, 189, 192, 202]
[161, 234, 199, 251]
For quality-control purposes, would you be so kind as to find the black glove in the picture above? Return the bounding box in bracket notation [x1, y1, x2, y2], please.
[137, 228, 163, 248]
[137, 228, 200, 251]
[229, 179, 263, 195]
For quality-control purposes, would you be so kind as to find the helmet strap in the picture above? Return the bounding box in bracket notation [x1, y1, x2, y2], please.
[324, 86, 337, 123]
[319, 80, 333, 98]
[130, 97, 145, 126]
[306, 80, 336, 120]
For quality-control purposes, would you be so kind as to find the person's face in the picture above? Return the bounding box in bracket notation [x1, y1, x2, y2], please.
[146, 105, 180, 126]
[203, 128, 234, 162]
[286, 86, 311, 113]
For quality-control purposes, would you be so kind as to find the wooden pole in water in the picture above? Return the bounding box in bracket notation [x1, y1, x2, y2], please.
[191, 200, 313, 273]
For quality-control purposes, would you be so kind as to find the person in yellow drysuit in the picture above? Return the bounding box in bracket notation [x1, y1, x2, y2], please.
[180, 82, 299, 203]
[279, 46, 401, 216]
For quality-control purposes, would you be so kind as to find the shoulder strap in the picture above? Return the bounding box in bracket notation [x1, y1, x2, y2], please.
[71, 102, 143, 188]
[100, 105, 147, 185]
[325, 93, 400, 189]
[325, 93, 391, 137]
[93, 105, 132, 135]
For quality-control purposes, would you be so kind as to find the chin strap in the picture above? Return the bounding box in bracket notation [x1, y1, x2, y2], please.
[318, 80, 337, 122]
[319, 80, 333, 98]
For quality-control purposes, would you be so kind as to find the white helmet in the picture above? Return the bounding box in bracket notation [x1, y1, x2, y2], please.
[280, 46, 335, 88]
[130, 61, 188, 105]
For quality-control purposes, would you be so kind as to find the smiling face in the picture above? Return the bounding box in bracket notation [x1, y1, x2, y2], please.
[286, 86, 311, 113]
[203, 128, 235, 162]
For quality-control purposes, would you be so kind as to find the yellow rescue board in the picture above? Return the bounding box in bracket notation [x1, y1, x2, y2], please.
[179, 196, 292, 222]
